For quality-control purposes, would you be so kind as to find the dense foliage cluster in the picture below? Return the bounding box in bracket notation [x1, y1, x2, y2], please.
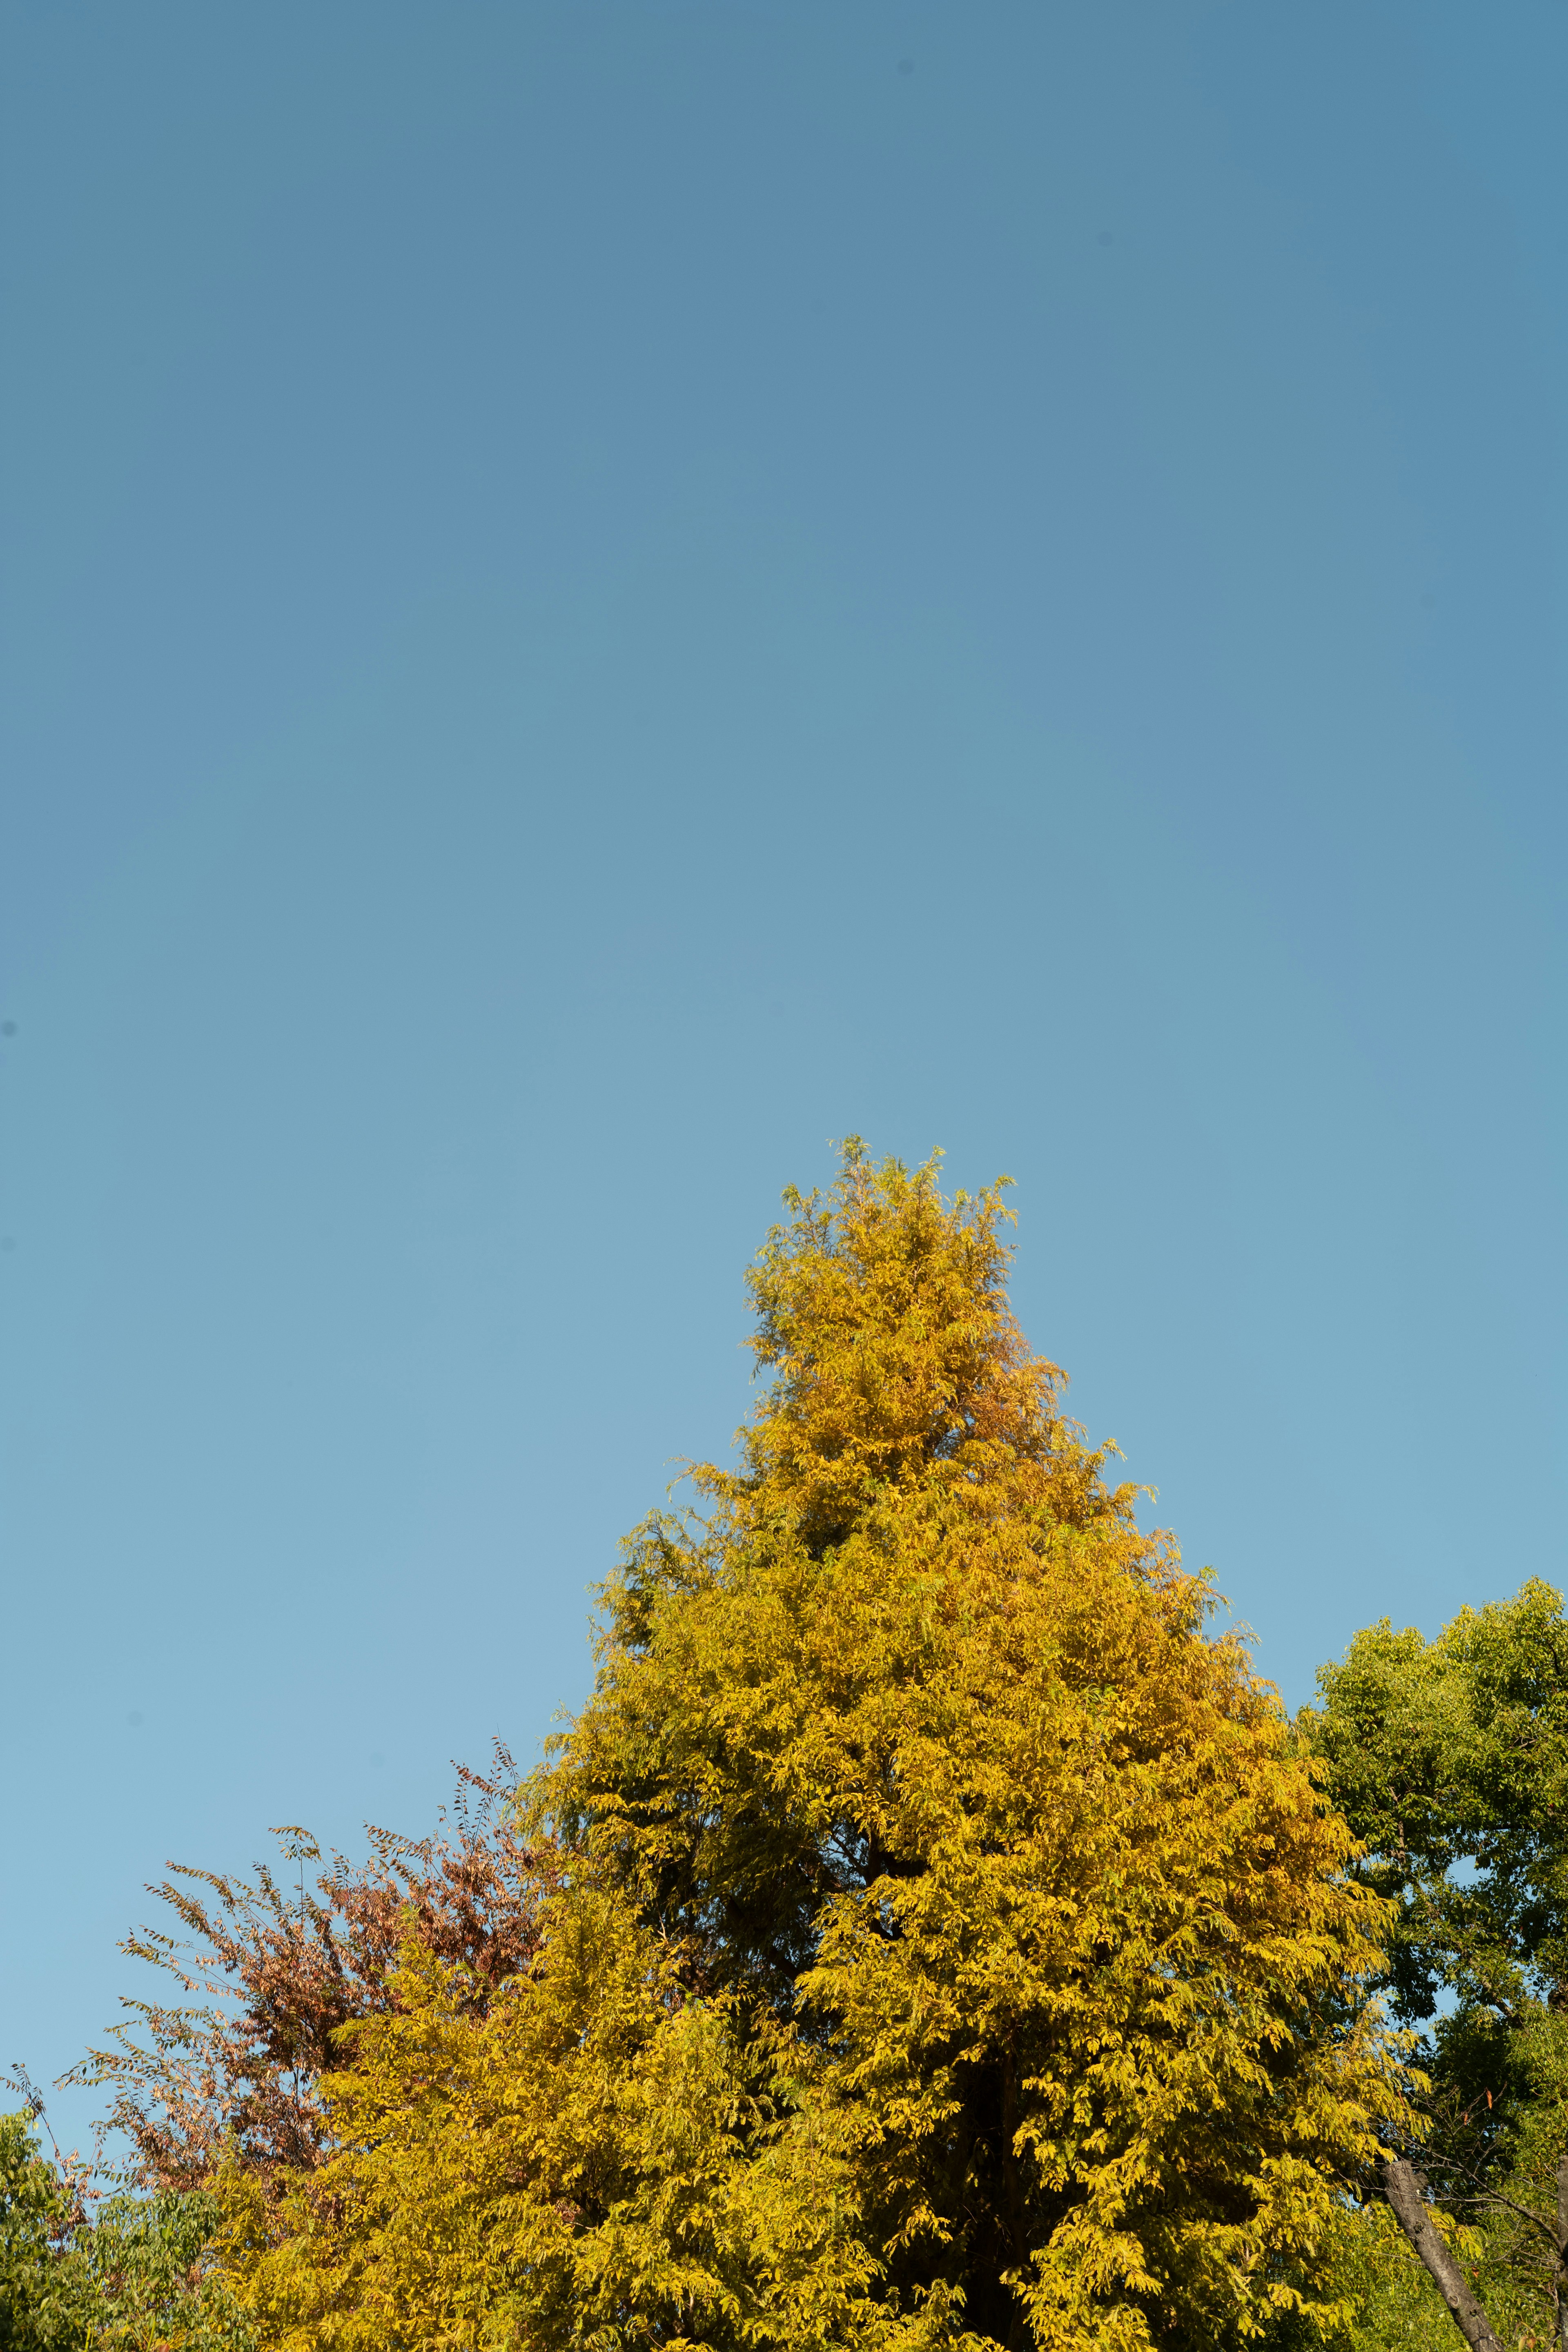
[6, 1145, 1561, 2352]
[1305, 1583, 1568, 2350]
[0, 2109, 249, 2351]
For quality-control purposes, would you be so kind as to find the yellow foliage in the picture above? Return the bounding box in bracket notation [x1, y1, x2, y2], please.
[220, 1898, 947, 2352]
[225, 1145, 1403, 2351]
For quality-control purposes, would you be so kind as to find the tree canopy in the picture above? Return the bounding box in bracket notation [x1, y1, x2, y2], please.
[1305, 1581, 1568, 2350]
[0, 2108, 250, 2352]
[71, 1751, 548, 2210]
[210, 1143, 1399, 2351]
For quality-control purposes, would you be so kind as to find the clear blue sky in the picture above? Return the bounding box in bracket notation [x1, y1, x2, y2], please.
[3, 0, 1564, 2156]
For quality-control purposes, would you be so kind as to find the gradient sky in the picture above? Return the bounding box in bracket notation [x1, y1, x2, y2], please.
[2, 0, 1564, 2156]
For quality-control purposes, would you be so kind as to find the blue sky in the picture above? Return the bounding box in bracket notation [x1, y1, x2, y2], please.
[2, 0, 1564, 2155]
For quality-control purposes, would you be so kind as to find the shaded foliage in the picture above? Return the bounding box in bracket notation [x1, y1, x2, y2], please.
[1304, 1581, 1568, 2348]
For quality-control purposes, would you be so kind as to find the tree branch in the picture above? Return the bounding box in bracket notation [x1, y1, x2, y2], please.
[1433, 2184, 1559, 2252]
[1384, 2156, 1505, 2352]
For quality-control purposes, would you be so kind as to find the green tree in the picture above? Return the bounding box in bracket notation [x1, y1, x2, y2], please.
[0, 2111, 90, 2352]
[0, 2096, 252, 2350]
[229, 1144, 1401, 2352]
[1305, 1579, 1568, 2352]
[83, 2193, 255, 2351]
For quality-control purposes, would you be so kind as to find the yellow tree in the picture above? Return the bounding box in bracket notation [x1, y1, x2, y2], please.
[226, 1144, 1401, 2352]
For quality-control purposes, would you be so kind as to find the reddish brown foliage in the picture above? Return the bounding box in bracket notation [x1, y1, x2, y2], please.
[70, 1747, 557, 2199]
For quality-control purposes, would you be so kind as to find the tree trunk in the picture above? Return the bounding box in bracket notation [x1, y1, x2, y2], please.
[1556, 2148, 1568, 2352]
[1383, 2157, 1505, 2352]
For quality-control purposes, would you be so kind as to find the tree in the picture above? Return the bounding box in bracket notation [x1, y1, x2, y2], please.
[0, 2111, 89, 2352]
[0, 2110, 249, 2352]
[220, 1895, 881, 2351]
[80, 2190, 256, 2351]
[1304, 1579, 1568, 2352]
[225, 1144, 1401, 2351]
[6, 1759, 544, 2349]
[70, 1750, 554, 2209]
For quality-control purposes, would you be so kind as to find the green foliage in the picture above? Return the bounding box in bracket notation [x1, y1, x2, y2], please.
[83, 2192, 255, 2350]
[1304, 1580, 1568, 2347]
[0, 2113, 252, 2352]
[0, 2111, 90, 2351]
[1311, 2208, 1457, 2352]
[1305, 1579, 1568, 2029]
